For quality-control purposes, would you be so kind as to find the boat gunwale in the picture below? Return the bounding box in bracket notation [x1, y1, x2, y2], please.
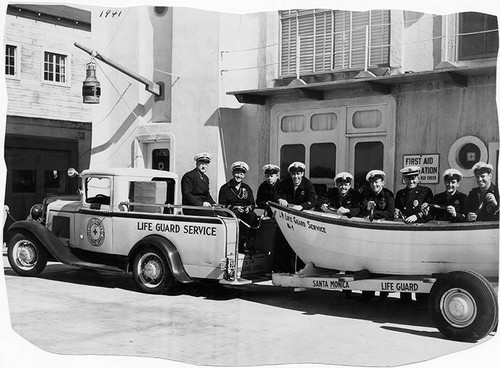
[269, 202, 500, 232]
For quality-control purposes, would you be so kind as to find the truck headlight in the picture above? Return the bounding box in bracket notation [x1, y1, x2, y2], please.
[29, 204, 43, 221]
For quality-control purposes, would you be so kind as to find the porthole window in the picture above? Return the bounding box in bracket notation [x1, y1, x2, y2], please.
[448, 136, 488, 177]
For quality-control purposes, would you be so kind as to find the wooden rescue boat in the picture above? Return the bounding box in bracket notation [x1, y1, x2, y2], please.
[269, 202, 499, 277]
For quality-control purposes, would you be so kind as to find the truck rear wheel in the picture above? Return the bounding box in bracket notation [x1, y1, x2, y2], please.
[7, 233, 48, 276]
[132, 246, 177, 294]
[429, 270, 498, 342]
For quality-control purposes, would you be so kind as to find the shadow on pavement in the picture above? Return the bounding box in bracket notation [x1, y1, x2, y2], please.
[4, 261, 436, 330]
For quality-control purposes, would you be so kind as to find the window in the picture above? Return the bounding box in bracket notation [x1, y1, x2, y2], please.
[152, 149, 170, 171]
[45, 170, 65, 192]
[44, 51, 67, 83]
[311, 113, 337, 131]
[354, 141, 384, 189]
[5, 45, 17, 76]
[280, 9, 390, 76]
[12, 170, 36, 193]
[459, 12, 499, 60]
[280, 144, 305, 177]
[281, 115, 305, 132]
[85, 177, 111, 205]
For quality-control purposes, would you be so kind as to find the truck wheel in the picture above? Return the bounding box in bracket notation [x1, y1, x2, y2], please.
[7, 233, 48, 276]
[132, 246, 177, 294]
[429, 270, 498, 342]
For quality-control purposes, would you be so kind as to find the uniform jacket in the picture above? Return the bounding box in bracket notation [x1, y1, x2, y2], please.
[395, 185, 433, 222]
[256, 180, 280, 216]
[277, 176, 317, 210]
[360, 188, 395, 220]
[181, 168, 215, 206]
[218, 179, 256, 210]
[325, 187, 361, 217]
[431, 191, 467, 222]
[465, 184, 499, 221]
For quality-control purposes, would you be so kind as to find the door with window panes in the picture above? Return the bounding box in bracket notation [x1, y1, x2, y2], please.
[274, 99, 395, 200]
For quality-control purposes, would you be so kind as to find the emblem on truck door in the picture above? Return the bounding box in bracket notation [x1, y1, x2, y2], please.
[86, 218, 105, 247]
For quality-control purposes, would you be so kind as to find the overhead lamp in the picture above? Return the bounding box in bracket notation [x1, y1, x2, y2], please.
[82, 61, 101, 104]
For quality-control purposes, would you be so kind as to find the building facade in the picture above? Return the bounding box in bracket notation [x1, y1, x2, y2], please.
[3, 4, 92, 235]
[88, 7, 498, 202]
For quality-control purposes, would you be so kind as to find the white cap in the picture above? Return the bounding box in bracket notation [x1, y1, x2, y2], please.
[366, 170, 385, 182]
[443, 168, 463, 181]
[400, 166, 421, 176]
[194, 152, 212, 163]
[334, 172, 353, 183]
[263, 164, 280, 174]
[288, 162, 306, 173]
[472, 162, 494, 175]
[231, 161, 249, 173]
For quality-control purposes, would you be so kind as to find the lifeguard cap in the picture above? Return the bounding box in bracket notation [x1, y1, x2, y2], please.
[334, 172, 353, 184]
[443, 168, 463, 182]
[400, 166, 421, 177]
[472, 162, 493, 176]
[231, 161, 249, 173]
[194, 152, 212, 163]
[366, 170, 385, 182]
[263, 164, 280, 175]
[288, 162, 306, 173]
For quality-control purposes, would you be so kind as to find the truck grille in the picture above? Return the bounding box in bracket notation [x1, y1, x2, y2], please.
[52, 216, 70, 238]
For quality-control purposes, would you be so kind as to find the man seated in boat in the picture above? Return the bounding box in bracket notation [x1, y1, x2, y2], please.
[359, 170, 395, 221]
[218, 161, 258, 253]
[181, 152, 216, 216]
[320, 172, 361, 218]
[256, 164, 281, 218]
[276, 162, 317, 272]
[277, 162, 317, 211]
[431, 168, 467, 222]
[394, 166, 433, 224]
[465, 162, 499, 222]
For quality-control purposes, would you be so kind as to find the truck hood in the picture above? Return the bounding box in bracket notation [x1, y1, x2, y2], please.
[47, 199, 81, 213]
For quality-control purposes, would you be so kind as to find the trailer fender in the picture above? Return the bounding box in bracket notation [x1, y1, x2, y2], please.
[8, 220, 67, 262]
[129, 235, 192, 283]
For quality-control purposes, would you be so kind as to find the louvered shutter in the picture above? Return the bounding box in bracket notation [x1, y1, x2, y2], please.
[280, 9, 334, 77]
[334, 10, 389, 70]
[280, 10, 297, 76]
[281, 9, 389, 76]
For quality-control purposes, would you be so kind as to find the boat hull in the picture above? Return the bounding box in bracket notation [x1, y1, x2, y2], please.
[270, 203, 499, 277]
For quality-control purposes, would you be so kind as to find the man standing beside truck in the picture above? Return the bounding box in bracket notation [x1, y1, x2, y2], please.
[181, 152, 216, 216]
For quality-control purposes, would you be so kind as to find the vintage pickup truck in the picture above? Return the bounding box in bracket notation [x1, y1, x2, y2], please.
[6, 168, 275, 294]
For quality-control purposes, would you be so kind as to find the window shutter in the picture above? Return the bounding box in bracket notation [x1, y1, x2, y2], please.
[334, 10, 389, 70]
[282, 9, 389, 76]
[280, 10, 297, 76]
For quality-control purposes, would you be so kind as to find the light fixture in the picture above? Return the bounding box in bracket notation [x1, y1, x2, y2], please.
[82, 61, 100, 104]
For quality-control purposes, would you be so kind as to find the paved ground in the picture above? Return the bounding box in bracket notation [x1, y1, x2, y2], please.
[0, 254, 497, 368]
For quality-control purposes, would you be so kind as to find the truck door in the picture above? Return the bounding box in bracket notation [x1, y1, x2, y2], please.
[74, 175, 114, 255]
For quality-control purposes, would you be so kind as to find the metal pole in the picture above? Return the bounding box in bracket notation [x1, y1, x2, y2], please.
[444, 15, 449, 61]
[74, 42, 161, 96]
[296, 36, 301, 79]
[364, 25, 369, 72]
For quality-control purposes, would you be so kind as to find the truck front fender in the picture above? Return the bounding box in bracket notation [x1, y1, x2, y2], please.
[8, 220, 67, 262]
[129, 235, 192, 283]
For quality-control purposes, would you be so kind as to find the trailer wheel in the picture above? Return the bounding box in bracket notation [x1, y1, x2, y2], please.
[7, 233, 48, 276]
[132, 246, 177, 294]
[429, 270, 498, 342]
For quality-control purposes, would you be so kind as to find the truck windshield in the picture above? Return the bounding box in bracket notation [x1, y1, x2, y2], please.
[85, 177, 111, 205]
